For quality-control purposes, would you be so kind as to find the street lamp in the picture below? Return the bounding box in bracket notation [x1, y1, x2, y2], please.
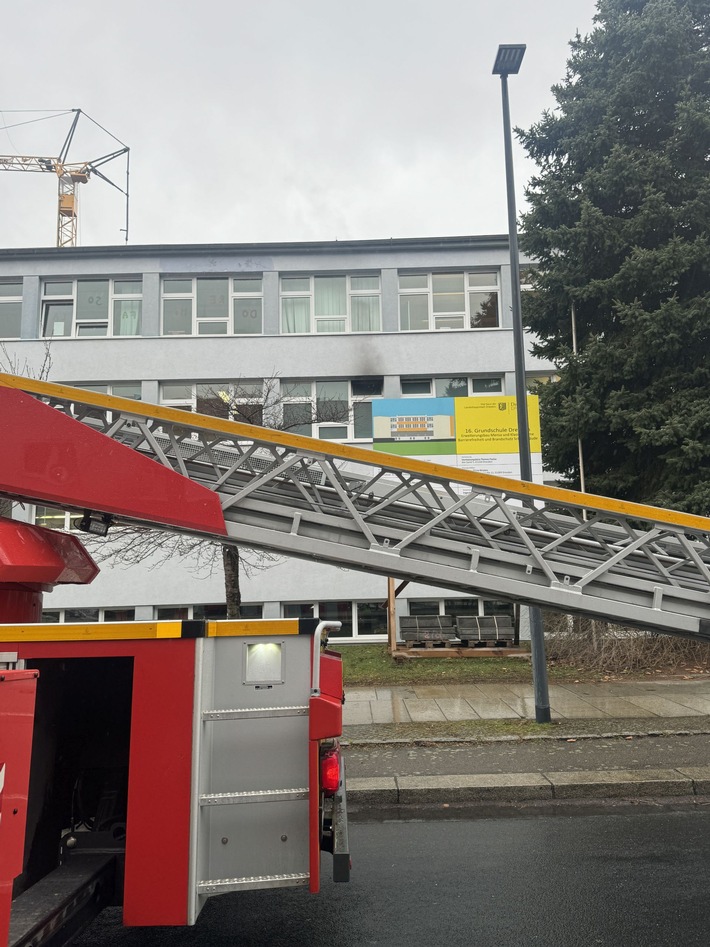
[493, 43, 551, 723]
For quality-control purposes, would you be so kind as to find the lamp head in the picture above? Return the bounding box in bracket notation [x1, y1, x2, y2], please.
[492, 44, 526, 75]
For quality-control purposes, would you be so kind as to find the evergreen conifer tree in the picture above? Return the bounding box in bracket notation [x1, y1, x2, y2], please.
[519, 0, 710, 512]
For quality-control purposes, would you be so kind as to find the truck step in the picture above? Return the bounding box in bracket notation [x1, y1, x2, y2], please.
[198, 872, 310, 894]
[202, 704, 308, 720]
[199, 787, 308, 806]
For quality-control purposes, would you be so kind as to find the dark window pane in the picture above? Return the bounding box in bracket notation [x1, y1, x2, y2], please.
[434, 377, 468, 398]
[408, 600, 440, 616]
[65, 608, 99, 622]
[351, 377, 383, 397]
[234, 403, 263, 426]
[157, 606, 190, 620]
[0, 282, 22, 296]
[193, 604, 228, 620]
[482, 600, 515, 619]
[283, 402, 313, 437]
[469, 292, 499, 328]
[41, 611, 60, 623]
[357, 602, 387, 636]
[319, 425, 348, 439]
[240, 604, 263, 619]
[472, 377, 503, 393]
[401, 378, 431, 395]
[353, 402, 372, 438]
[319, 601, 352, 637]
[104, 609, 136, 621]
[284, 603, 315, 619]
[444, 598, 479, 617]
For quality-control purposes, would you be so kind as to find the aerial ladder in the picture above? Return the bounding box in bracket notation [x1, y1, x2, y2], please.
[2, 372, 710, 946]
[0, 110, 129, 247]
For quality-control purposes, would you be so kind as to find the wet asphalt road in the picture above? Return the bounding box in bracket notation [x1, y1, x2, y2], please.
[74, 808, 710, 947]
[344, 732, 710, 778]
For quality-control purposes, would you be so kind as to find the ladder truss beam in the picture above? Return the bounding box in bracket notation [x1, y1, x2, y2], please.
[2, 375, 710, 639]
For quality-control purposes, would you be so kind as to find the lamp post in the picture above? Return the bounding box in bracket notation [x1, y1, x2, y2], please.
[493, 43, 551, 723]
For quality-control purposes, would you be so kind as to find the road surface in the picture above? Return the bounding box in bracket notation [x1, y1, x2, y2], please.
[75, 807, 710, 947]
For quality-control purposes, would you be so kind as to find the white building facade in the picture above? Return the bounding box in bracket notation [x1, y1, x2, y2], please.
[0, 235, 553, 641]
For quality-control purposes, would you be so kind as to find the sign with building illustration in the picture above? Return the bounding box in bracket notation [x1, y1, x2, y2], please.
[372, 395, 543, 481]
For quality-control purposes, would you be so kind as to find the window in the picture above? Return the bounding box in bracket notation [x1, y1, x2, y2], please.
[162, 276, 263, 336]
[398, 271, 499, 331]
[281, 377, 382, 440]
[281, 275, 381, 334]
[42, 607, 136, 623]
[42, 279, 143, 338]
[282, 601, 387, 639]
[73, 382, 143, 400]
[0, 281, 22, 338]
[156, 604, 263, 620]
[160, 380, 265, 426]
[401, 376, 503, 397]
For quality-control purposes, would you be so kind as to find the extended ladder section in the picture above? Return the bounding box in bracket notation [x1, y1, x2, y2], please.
[2, 373, 710, 639]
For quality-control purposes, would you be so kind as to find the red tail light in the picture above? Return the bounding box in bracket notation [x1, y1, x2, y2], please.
[320, 749, 340, 796]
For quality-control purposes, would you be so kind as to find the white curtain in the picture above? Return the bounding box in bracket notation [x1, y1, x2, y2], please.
[282, 297, 310, 333]
[352, 296, 381, 331]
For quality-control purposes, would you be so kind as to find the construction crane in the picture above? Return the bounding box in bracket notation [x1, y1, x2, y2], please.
[0, 109, 129, 247]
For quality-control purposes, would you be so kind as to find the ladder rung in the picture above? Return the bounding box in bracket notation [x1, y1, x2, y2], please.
[202, 705, 308, 721]
[198, 872, 309, 894]
[200, 788, 308, 806]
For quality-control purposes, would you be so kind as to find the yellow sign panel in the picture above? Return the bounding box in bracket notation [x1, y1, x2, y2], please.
[454, 396, 541, 454]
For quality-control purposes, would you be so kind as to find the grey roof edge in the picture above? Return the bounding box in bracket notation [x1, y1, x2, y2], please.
[0, 233, 513, 261]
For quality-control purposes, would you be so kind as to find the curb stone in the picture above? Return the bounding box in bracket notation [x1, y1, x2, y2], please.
[347, 766, 710, 806]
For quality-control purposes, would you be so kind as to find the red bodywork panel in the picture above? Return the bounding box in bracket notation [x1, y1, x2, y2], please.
[0, 389, 227, 537]
[10, 639, 196, 927]
[0, 670, 39, 947]
[0, 517, 99, 587]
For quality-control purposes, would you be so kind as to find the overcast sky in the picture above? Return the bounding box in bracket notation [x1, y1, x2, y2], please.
[1, 0, 597, 249]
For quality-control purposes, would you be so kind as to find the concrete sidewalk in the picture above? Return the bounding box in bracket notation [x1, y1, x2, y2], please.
[342, 678, 710, 807]
[343, 678, 710, 727]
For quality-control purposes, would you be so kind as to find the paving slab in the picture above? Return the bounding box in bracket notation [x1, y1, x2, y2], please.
[370, 699, 411, 725]
[403, 698, 447, 722]
[464, 698, 521, 719]
[435, 698, 481, 721]
[622, 696, 705, 717]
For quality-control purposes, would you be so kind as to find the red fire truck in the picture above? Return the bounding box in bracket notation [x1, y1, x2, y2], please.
[4, 372, 710, 946]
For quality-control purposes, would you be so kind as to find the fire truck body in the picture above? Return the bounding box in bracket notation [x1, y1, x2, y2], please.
[0, 617, 348, 946]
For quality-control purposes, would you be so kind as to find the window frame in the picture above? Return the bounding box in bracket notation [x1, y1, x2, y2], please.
[398, 270, 500, 332]
[281, 377, 383, 441]
[161, 276, 264, 337]
[400, 376, 504, 397]
[41, 278, 143, 339]
[280, 274, 382, 335]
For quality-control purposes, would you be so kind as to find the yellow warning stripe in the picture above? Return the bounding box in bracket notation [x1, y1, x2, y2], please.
[3, 372, 710, 534]
[0, 621, 184, 643]
[207, 619, 299, 637]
